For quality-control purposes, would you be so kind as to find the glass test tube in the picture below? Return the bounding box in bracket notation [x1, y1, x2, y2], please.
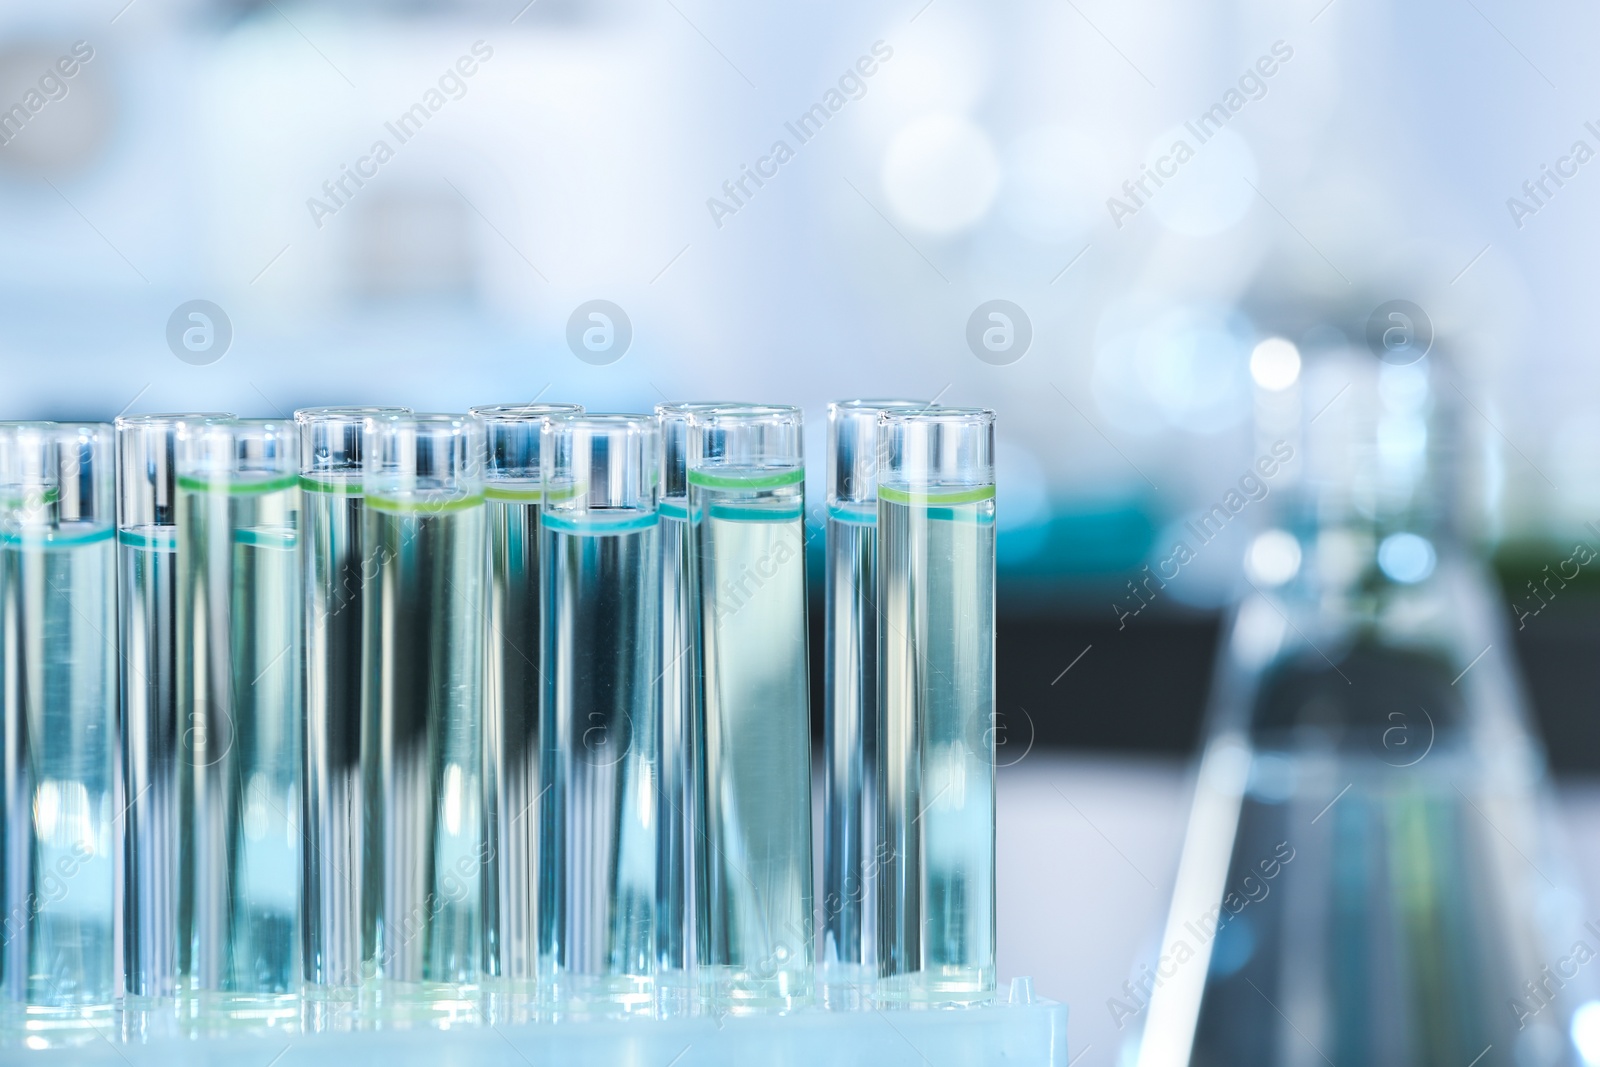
[116, 413, 231, 1013]
[0, 423, 118, 1039]
[174, 419, 301, 1024]
[690, 405, 814, 1011]
[876, 408, 996, 1003]
[295, 407, 407, 1017]
[361, 413, 487, 1018]
[471, 402, 580, 1011]
[538, 414, 660, 1014]
[821, 399, 926, 997]
[654, 400, 747, 1011]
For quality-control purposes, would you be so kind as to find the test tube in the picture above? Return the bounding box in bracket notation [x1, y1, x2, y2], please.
[470, 402, 580, 1014]
[361, 413, 487, 1018]
[820, 399, 927, 999]
[294, 406, 407, 1019]
[115, 413, 231, 1015]
[0, 423, 118, 1039]
[654, 399, 748, 1013]
[173, 418, 301, 1024]
[875, 407, 996, 1003]
[689, 405, 813, 1011]
[537, 414, 660, 1015]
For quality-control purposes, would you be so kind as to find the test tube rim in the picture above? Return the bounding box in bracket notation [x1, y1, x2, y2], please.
[294, 405, 412, 423]
[829, 398, 932, 414]
[176, 418, 299, 485]
[829, 399, 932, 504]
[474, 404, 582, 489]
[469, 402, 583, 421]
[0, 420, 114, 440]
[189, 416, 298, 438]
[0, 421, 116, 464]
[368, 411, 478, 425]
[115, 412, 235, 428]
[655, 399, 757, 418]
[542, 412, 660, 516]
[686, 404, 804, 477]
[687, 402, 802, 426]
[877, 404, 996, 425]
[297, 408, 411, 484]
[546, 411, 656, 429]
[191, 416, 294, 427]
[362, 412, 486, 501]
[0, 422, 115, 528]
[877, 406, 996, 499]
[115, 416, 229, 528]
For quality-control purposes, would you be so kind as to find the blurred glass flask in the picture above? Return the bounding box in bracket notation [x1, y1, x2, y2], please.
[1136, 349, 1594, 1067]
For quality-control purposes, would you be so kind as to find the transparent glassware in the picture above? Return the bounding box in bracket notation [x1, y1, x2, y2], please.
[360, 413, 487, 1023]
[537, 413, 660, 1016]
[820, 399, 929, 1002]
[654, 399, 753, 1015]
[115, 413, 233, 1038]
[874, 407, 997, 1005]
[294, 406, 408, 1027]
[689, 404, 814, 1012]
[0, 422, 118, 1045]
[1135, 352, 1595, 1067]
[173, 418, 302, 1030]
[470, 402, 580, 1022]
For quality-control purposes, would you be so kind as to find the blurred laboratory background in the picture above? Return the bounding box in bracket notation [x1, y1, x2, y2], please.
[4, 0, 1600, 1063]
